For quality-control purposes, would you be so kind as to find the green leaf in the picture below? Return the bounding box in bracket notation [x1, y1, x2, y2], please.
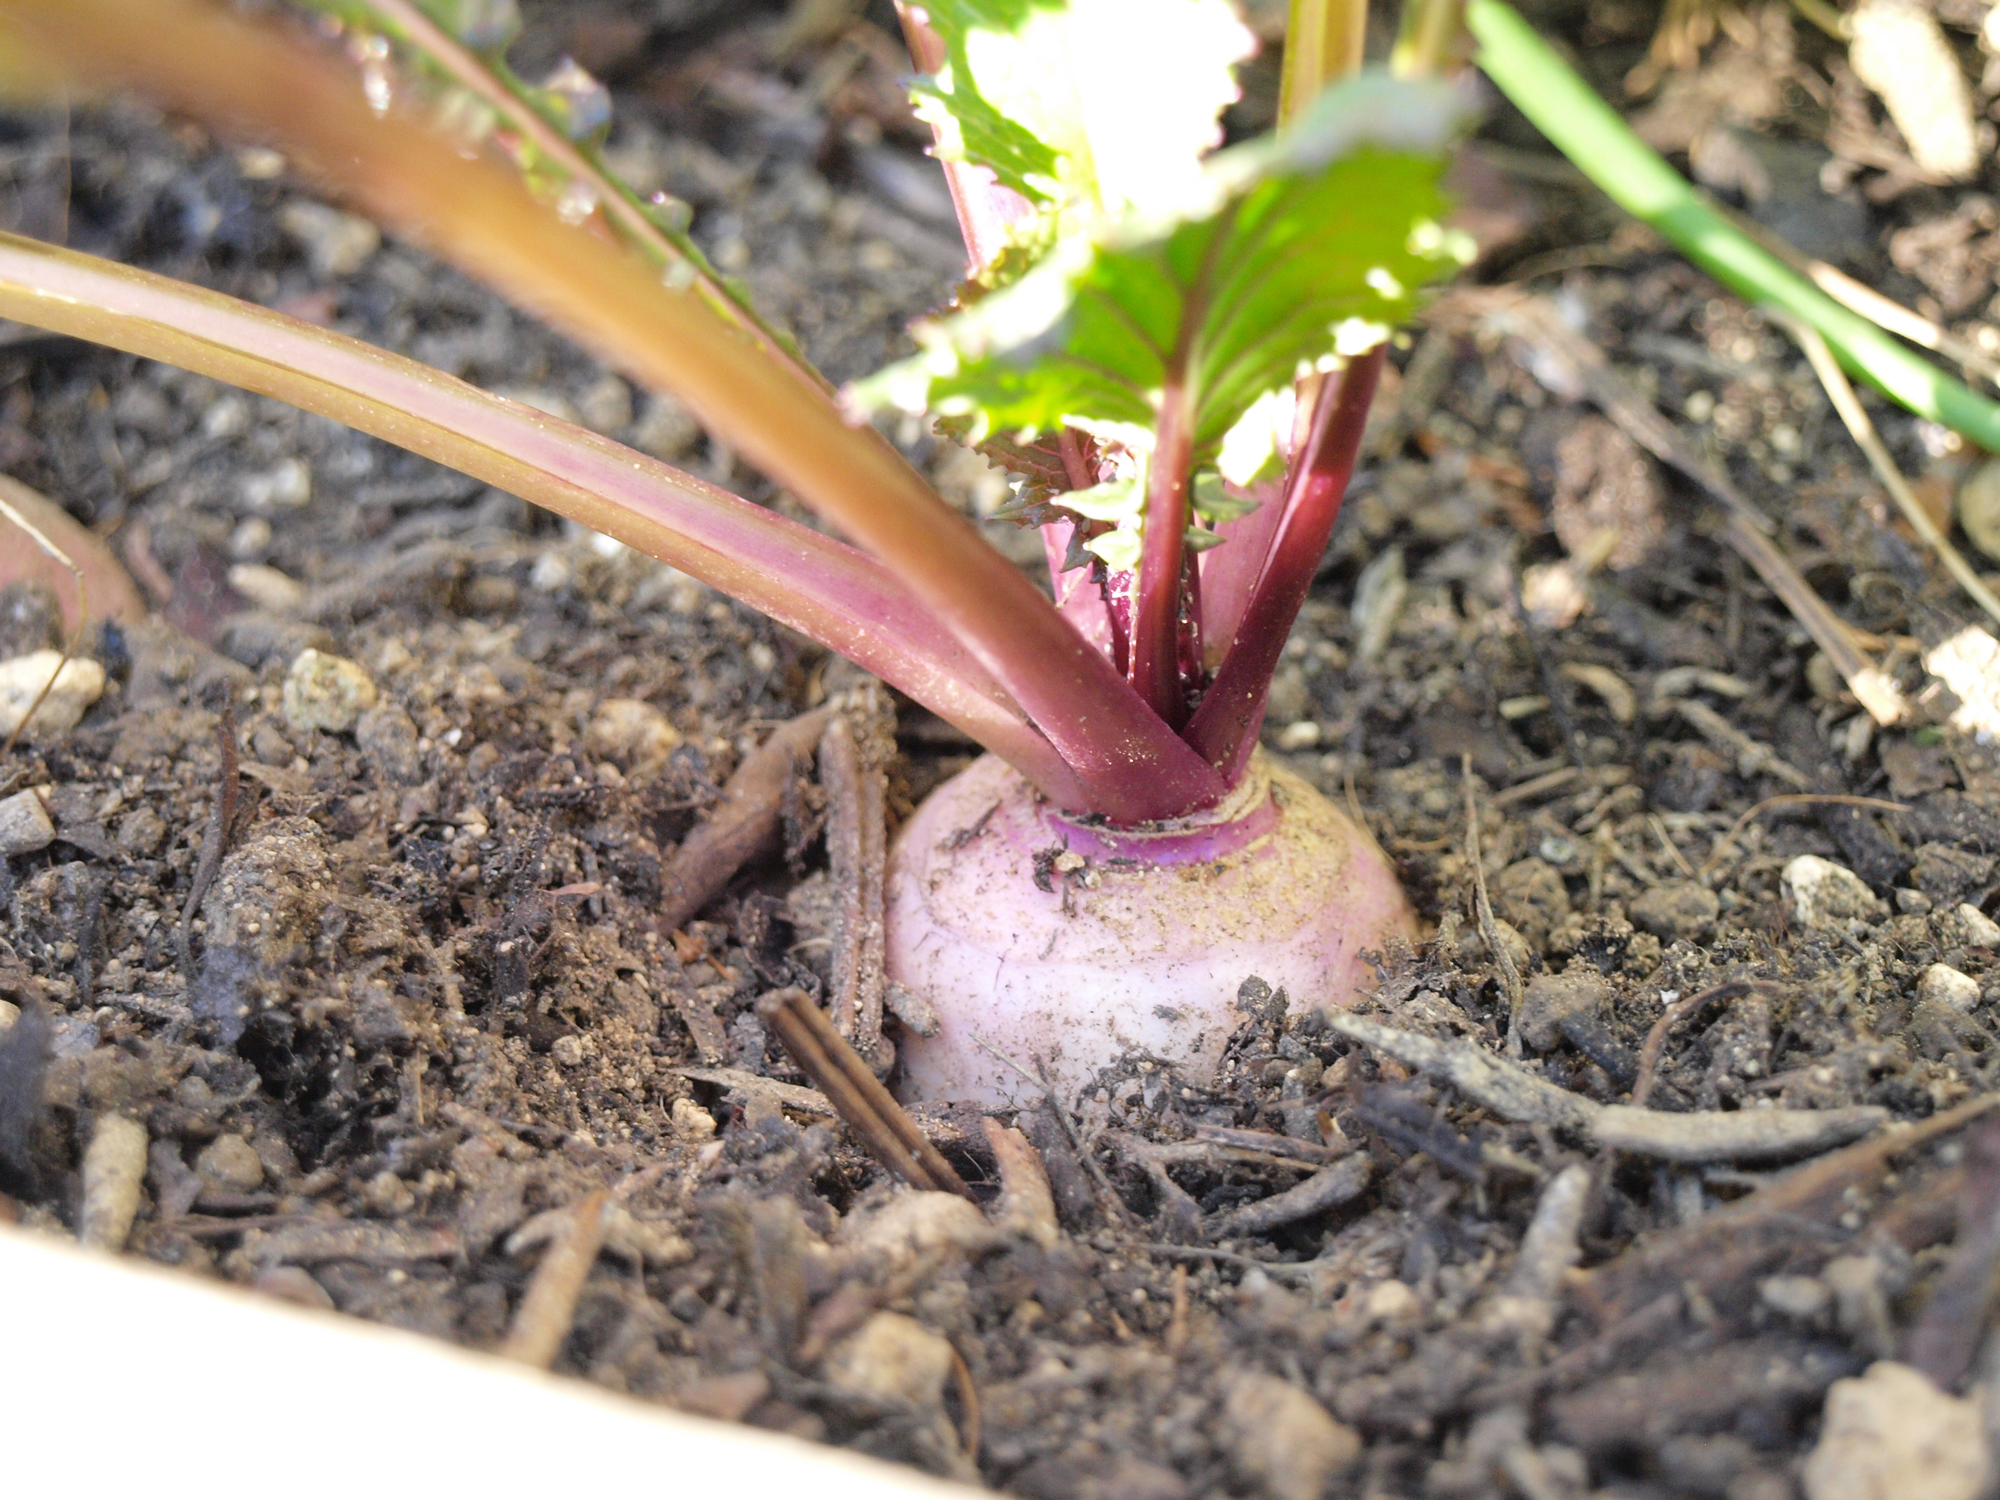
[907, 0, 1254, 221]
[854, 72, 1474, 467]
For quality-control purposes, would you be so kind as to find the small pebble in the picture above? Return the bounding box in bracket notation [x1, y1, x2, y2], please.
[1222, 1371, 1361, 1500]
[239, 457, 312, 513]
[362, 1168, 415, 1218]
[1758, 1274, 1831, 1322]
[354, 701, 425, 786]
[282, 648, 378, 734]
[821, 1312, 953, 1409]
[550, 1034, 586, 1068]
[1782, 855, 1882, 931]
[1918, 964, 1981, 1013]
[194, 1133, 265, 1193]
[1275, 720, 1320, 751]
[1361, 1279, 1423, 1327]
[1516, 969, 1612, 1053]
[115, 804, 168, 857]
[1957, 904, 2000, 948]
[226, 562, 307, 613]
[278, 199, 381, 278]
[1627, 880, 1720, 941]
[1802, 1361, 1989, 1500]
[0, 787, 54, 856]
[254, 1265, 336, 1311]
[80, 1114, 149, 1251]
[584, 697, 682, 773]
[0, 998, 19, 1031]
[0, 651, 106, 739]
[670, 1097, 717, 1140]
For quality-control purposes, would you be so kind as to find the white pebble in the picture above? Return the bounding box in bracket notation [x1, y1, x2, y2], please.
[1276, 720, 1321, 751]
[1782, 855, 1882, 931]
[278, 199, 381, 279]
[1223, 1371, 1361, 1500]
[282, 648, 378, 734]
[239, 457, 312, 513]
[194, 1134, 265, 1193]
[0, 651, 105, 739]
[0, 998, 19, 1031]
[0, 787, 54, 856]
[584, 697, 682, 773]
[1803, 1361, 1990, 1500]
[1918, 964, 1982, 1013]
[821, 1312, 953, 1410]
[80, 1115, 149, 1252]
[1847, 0, 1979, 182]
[227, 563, 307, 613]
[1956, 904, 2000, 948]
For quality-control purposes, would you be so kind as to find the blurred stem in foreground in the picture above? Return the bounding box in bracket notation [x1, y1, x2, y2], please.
[1467, 0, 2000, 454]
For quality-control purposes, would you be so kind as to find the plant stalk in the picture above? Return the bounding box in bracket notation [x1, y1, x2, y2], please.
[1131, 383, 1196, 725]
[1, 0, 1226, 821]
[1280, 0, 1372, 123]
[1467, 0, 2000, 453]
[0, 232, 1094, 800]
[1183, 344, 1385, 780]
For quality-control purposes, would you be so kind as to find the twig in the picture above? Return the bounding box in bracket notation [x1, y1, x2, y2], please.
[1326, 1012, 1888, 1162]
[1165, 1264, 1190, 1356]
[1630, 980, 1783, 1108]
[946, 1344, 981, 1462]
[1903, 1114, 2000, 1390]
[658, 707, 831, 933]
[1666, 698, 1812, 790]
[1205, 1155, 1372, 1239]
[176, 697, 239, 985]
[757, 987, 974, 1200]
[1450, 287, 1905, 725]
[1141, 1243, 1322, 1281]
[1463, 756, 1525, 1055]
[1697, 794, 1909, 877]
[975, 1036, 1135, 1228]
[1765, 305, 2000, 632]
[500, 1190, 611, 1368]
[818, 707, 889, 1070]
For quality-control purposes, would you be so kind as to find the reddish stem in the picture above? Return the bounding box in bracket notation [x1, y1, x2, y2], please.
[1129, 382, 1195, 724]
[1182, 345, 1386, 780]
[893, 3, 1037, 276]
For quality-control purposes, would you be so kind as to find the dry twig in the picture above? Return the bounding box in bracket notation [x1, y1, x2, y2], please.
[1697, 794, 1909, 877]
[1463, 757, 1526, 1056]
[176, 697, 239, 985]
[499, 1190, 612, 1368]
[757, 987, 974, 1200]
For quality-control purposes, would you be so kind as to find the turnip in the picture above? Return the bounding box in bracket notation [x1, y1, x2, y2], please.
[0, 0, 1468, 1103]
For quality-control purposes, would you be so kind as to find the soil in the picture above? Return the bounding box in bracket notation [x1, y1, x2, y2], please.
[6, 2, 2000, 1496]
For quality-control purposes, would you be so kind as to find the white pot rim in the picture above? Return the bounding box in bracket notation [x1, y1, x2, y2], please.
[0, 1224, 980, 1498]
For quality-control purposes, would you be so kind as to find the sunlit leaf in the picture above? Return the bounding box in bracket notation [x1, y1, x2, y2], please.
[856, 73, 1474, 469]
[908, 0, 1253, 224]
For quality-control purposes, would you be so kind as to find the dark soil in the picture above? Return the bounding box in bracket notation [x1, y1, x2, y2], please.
[6, 2, 2000, 1496]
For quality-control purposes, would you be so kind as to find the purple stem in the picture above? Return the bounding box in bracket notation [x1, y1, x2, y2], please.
[1182, 344, 1386, 781]
[0, 231, 1088, 805]
[1129, 381, 1195, 725]
[1195, 473, 1284, 670]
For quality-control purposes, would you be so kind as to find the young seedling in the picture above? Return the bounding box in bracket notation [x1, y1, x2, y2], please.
[0, 0, 1470, 1103]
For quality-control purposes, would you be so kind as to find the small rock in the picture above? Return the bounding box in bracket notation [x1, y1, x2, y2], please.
[1493, 856, 1571, 945]
[1918, 964, 1981, 1013]
[1360, 1279, 1423, 1327]
[115, 804, 167, 857]
[361, 1169, 415, 1217]
[1957, 904, 2000, 948]
[1782, 855, 1882, 931]
[354, 701, 425, 786]
[0, 651, 106, 739]
[0, 788, 54, 856]
[584, 696, 682, 773]
[80, 1114, 149, 1251]
[1517, 968, 1613, 1053]
[550, 1034, 586, 1068]
[821, 1312, 953, 1409]
[1802, 1361, 1990, 1500]
[253, 1265, 336, 1311]
[1758, 1274, 1831, 1322]
[1275, 720, 1320, 751]
[278, 199, 381, 278]
[1910, 844, 1996, 908]
[282, 648, 378, 734]
[670, 1097, 716, 1140]
[1847, 0, 1979, 182]
[238, 457, 312, 513]
[194, 1133, 265, 1193]
[226, 562, 307, 613]
[0, 998, 19, 1031]
[1628, 880, 1720, 941]
[1222, 1371, 1361, 1500]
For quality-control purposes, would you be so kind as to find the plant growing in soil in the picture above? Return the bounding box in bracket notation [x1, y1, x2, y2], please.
[0, 0, 1471, 1103]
